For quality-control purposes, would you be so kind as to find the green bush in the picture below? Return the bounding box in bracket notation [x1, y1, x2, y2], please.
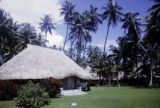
[15, 81, 50, 108]
[40, 78, 62, 98]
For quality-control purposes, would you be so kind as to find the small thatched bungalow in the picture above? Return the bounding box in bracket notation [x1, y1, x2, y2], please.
[0, 44, 91, 90]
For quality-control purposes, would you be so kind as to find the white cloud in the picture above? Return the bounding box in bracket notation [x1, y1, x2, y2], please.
[0, 0, 63, 25]
[0, 0, 64, 47]
[46, 31, 64, 48]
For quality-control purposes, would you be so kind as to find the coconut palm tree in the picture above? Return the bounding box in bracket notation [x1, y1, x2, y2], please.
[143, 0, 160, 87]
[82, 5, 102, 59]
[102, 0, 122, 58]
[69, 12, 94, 64]
[121, 12, 141, 38]
[121, 12, 143, 65]
[121, 12, 143, 83]
[61, 0, 75, 51]
[88, 46, 103, 85]
[109, 45, 122, 87]
[84, 5, 102, 32]
[145, 0, 160, 46]
[39, 15, 56, 45]
[0, 9, 25, 62]
[148, 0, 160, 18]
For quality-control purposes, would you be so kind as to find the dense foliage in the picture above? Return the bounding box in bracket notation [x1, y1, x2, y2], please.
[15, 81, 50, 108]
[40, 78, 62, 98]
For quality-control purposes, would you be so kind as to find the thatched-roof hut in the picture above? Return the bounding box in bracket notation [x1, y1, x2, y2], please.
[0, 44, 91, 89]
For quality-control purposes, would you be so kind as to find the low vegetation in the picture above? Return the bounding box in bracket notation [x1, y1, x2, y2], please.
[40, 77, 62, 98]
[43, 87, 160, 108]
[15, 81, 50, 108]
[0, 87, 160, 108]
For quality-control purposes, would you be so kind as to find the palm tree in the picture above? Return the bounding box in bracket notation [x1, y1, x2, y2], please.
[39, 15, 56, 46]
[61, 0, 75, 51]
[82, 5, 102, 59]
[121, 12, 141, 38]
[84, 5, 102, 32]
[88, 46, 103, 85]
[145, 0, 160, 45]
[143, 0, 160, 87]
[148, 0, 160, 18]
[101, 55, 115, 86]
[102, 0, 122, 58]
[89, 46, 102, 68]
[0, 9, 25, 62]
[69, 13, 94, 64]
[109, 45, 122, 87]
[121, 12, 143, 84]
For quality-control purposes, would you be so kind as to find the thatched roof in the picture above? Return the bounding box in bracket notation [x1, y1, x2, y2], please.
[0, 44, 91, 80]
[85, 66, 101, 80]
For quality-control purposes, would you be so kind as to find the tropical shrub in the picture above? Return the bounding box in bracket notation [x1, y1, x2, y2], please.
[15, 81, 50, 108]
[40, 77, 62, 97]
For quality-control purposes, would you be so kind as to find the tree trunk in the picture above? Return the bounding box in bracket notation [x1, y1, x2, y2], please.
[149, 64, 153, 88]
[116, 69, 120, 87]
[76, 37, 82, 65]
[108, 75, 111, 86]
[98, 74, 101, 86]
[103, 25, 110, 58]
[87, 43, 92, 63]
[69, 41, 74, 59]
[82, 42, 87, 60]
[63, 24, 69, 51]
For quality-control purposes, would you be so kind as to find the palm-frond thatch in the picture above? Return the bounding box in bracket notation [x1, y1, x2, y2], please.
[0, 44, 91, 80]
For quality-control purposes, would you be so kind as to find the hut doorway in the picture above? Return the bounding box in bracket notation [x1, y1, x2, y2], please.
[63, 76, 80, 90]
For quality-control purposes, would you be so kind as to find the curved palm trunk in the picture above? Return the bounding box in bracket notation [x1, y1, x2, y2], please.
[101, 25, 110, 86]
[63, 24, 69, 51]
[103, 25, 110, 58]
[76, 36, 82, 65]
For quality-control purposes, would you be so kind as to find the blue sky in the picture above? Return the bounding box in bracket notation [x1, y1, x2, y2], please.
[0, 0, 154, 49]
[57, 0, 154, 49]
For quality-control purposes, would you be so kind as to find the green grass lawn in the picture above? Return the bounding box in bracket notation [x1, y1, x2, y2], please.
[0, 87, 160, 108]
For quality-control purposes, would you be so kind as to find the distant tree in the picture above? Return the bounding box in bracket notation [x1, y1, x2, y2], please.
[19, 23, 37, 44]
[109, 45, 122, 87]
[88, 46, 103, 85]
[0, 9, 26, 63]
[89, 46, 102, 68]
[39, 15, 56, 46]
